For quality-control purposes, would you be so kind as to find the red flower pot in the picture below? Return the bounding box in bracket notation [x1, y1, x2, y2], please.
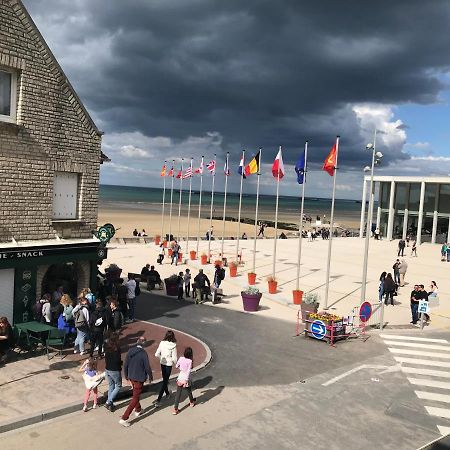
[154, 236, 161, 246]
[190, 250, 197, 260]
[292, 290, 303, 305]
[248, 273, 256, 285]
[201, 254, 208, 265]
[268, 280, 277, 294]
[229, 265, 238, 277]
[168, 248, 173, 257]
[178, 252, 183, 262]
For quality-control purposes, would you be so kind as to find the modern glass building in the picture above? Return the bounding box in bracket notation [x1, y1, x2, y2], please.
[360, 176, 450, 244]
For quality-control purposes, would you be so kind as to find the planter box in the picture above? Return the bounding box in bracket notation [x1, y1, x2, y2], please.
[164, 280, 178, 296]
[241, 292, 262, 312]
[305, 312, 346, 344]
[300, 302, 319, 323]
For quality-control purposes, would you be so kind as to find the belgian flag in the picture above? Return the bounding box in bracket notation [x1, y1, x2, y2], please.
[244, 150, 261, 176]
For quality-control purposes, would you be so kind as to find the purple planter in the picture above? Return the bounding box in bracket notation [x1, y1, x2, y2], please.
[165, 281, 178, 297]
[241, 292, 262, 312]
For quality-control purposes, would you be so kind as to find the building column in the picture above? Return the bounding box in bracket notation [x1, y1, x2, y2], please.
[416, 181, 426, 246]
[432, 184, 439, 244]
[402, 183, 410, 239]
[359, 178, 367, 238]
[376, 181, 381, 228]
[387, 181, 396, 240]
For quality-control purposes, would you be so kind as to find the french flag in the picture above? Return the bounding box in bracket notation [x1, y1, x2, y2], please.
[272, 147, 285, 180]
[238, 155, 246, 179]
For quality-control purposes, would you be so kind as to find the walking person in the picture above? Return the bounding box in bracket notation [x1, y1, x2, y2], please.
[411, 240, 417, 257]
[154, 330, 178, 406]
[107, 299, 124, 333]
[104, 333, 122, 412]
[119, 336, 153, 427]
[418, 284, 430, 322]
[383, 273, 396, 306]
[177, 272, 184, 300]
[171, 241, 180, 266]
[73, 297, 90, 355]
[193, 269, 210, 304]
[398, 259, 408, 287]
[125, 275, 137, 323]
[392, 259, 401, 286]
[378, 272, 386, 303]
[79, 357, 104, 412]
[173, 347, 196, 415]
[184, 269, 191, 298]
[158, 244, 165, 265]
[441, 243, 447, 262]
[410, 284, 420, 325]
[397, 239, 406, 257]
[89, 299, 107, 357]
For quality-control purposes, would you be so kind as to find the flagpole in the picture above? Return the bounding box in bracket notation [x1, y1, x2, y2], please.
[207, 155, 216, 262]
[252, 148, 262, 273]
[272, 146, 281, 279]
[295, 142, 308, 291]
[196, 156, 204, 256]
[221, 152, 229, 258]
[168, 159, 175, 242]
[185, 158, 193, 255]
[161, 160, 167, 240]
[177, 158, 184, 243]
[236, 150, 245, 262]
[324, 136, 340, 309]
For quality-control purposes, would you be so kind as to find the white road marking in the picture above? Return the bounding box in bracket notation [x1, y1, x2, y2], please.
[321, 364, 401, 386]
[416, 391, 450, 404]
[425, 406, 450, 419]
[384, 341, 450, 352]
[388, 348, 450, 359]
[437, 425, 450, 436]
[394, 357, 450, 368]
[401, 367, 450, 378]
[381, 334, 448, 344]
[408, 378, 450, 390]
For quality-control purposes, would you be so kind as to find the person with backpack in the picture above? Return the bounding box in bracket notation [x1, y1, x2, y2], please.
[193, 269, 210, 304]
[213, 264, 225, 289]
[89, 300, 107, 357]
[154, 330, 178, 406]
[173, 347, 196, 415]
[119, 336, 153, 427]
[125, 275, 137, 323]
[73, 297, 90, 355]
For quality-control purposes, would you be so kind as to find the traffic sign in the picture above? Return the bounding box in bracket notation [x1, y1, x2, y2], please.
[310, 320, 327, 340]
[360, 302, 372, 323]
[418, 300, 429, 314]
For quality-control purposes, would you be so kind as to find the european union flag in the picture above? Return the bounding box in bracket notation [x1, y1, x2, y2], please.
[295, 152, 306, 184]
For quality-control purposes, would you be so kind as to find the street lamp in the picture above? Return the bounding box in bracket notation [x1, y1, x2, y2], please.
[360, 130, 383, 307]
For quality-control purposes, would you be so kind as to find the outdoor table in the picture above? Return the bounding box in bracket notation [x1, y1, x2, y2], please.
[15, 321, 56, 348]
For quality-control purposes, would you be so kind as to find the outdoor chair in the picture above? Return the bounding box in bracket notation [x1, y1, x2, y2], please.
[46, 328, 66, 360]
[12, 325, 28, 354]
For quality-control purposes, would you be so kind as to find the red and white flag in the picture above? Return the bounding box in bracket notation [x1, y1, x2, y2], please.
[271, 148, 285, 180]
[167, 166, 174, 177]
[176, 170, 182, 179]
[195, 161, 203, 174]
[207, 159, 216, 174]
[183, 165, 193, 179]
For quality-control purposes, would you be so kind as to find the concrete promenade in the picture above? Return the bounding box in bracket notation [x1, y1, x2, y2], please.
[107, 236, 449, 330]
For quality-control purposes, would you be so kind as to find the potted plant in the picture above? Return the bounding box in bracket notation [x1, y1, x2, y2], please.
[241, 286, 262, 312]
[154, 234, 161, 246]
[162, 240, 168, 248]
[200, 252, 208, 265]
[292, 289, 303, 305]
[190, 250, 197, 260]
[164, 274, 179, 296]
[267, 276, 277, 294]
[301, 292, 319, 322]
[247, 272, 257, 285]
[178, 251, 183, 263]
[229, 261, 238, 277]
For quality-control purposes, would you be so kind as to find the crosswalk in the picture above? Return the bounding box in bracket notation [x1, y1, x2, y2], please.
[381, 333, 450, 435]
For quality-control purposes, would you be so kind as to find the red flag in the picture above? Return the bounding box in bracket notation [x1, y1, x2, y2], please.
[176, 170, 182, 179]
[160, 164, 166, 177]
[168, 167, 174, 177]
[323, 144, 337, 176]
[271, 148, 285, 180]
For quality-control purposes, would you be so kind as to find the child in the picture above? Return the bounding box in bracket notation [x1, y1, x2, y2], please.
[79, 358, 104, 412]
[173, 347, 195, 414]
[177, 272, 184, 300]
[184, 269, 191, 298]
[158, 244, 165, 265]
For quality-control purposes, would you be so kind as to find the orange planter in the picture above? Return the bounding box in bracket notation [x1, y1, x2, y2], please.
[229, 265, 238, 277]
[248, 272, 256, 285]
[168, 248, 173, 257]
[154, 236, 161, 246]
[201, 254, 208, 265]
[163, 240, 168, 248]
[178, 252, 183, 262]
[292, 289, 303, 304]
[268, 280, 278, 294]
[190, 250, 197, 260]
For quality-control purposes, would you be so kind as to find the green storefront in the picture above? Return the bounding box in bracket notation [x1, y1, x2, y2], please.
[0, 241, 106, 324]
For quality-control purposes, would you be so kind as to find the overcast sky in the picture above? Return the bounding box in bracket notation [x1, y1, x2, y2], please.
[24, 0, 450, 199]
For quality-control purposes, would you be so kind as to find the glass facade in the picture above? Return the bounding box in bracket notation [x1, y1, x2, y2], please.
[408, 183, 421, 211]
[379, 182, 391, 209]
[394, 183, 408, 210]
[439, 185, 450, 214]
[424, 184, 438, 212]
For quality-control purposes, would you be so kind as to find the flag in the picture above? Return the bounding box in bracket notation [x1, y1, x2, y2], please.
[183, 165, 193, 179]
[238, 155, 246, 179]
[224, 160, 230, 176]
[176, 170, 182, 179]
[207, 159, 216, 174]
[295, 152, 306, 184]
[160, 164, 166, 177]
[168, 166, 174, 177]
[323, 143, 337, 176]
[244, 150, 260, 176]
[272, 148, 285, 180]
[195, 161, 203, 174]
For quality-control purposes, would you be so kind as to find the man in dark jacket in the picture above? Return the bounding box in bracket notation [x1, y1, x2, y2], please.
[107, 299, 123, 332]
[119, 336, 152, 427]
[89, 300, 107, 357]
[194, 269, 210, 304]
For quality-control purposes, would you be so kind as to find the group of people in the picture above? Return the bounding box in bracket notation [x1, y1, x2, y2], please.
[397, 238, 417, 257]
[132, 229, 148, 237]
[409, 282, 438, 325]
[141, 264, 163, 290]
[378, 258, 408, 305]
[79, 329, 196, 426]
[158, 241, 182, 266]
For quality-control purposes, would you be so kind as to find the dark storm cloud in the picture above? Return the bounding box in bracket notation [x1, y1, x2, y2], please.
[23, 0, 450, 169]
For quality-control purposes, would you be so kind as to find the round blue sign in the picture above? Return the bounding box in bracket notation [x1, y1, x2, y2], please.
[360, 302, 372, 323]
[311, 320, 327, 340]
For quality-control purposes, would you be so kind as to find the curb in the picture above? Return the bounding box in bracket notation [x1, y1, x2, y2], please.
[0, 322, 212, 434]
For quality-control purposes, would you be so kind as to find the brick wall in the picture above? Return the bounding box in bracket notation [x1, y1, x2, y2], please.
[0, 0, 102, 242]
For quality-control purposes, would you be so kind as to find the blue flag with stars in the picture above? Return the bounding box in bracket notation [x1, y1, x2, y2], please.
[295, 152, 306, 184]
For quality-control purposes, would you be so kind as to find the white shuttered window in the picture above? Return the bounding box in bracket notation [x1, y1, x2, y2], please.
[53, 172, 79, 219]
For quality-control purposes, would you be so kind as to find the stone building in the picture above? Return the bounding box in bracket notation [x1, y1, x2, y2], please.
[0, 0, 106, 323]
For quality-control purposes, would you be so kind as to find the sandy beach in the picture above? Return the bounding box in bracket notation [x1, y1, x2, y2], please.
[98, 203, 361, 239]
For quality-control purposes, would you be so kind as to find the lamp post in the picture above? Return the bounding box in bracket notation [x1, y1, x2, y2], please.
[360, 130, 383, 306]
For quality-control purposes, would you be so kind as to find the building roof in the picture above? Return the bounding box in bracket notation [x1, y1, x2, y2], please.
[366, 175, 450, 184]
